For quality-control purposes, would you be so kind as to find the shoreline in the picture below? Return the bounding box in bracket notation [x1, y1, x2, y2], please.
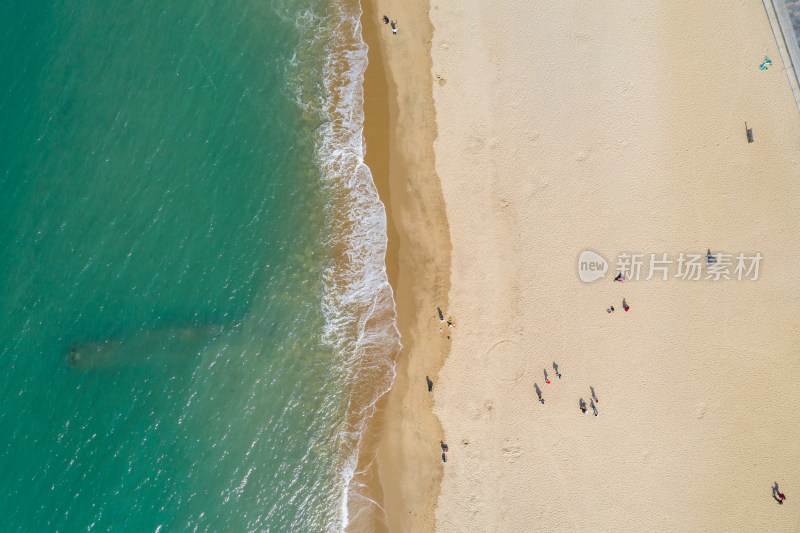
[348, 0, 451, 530]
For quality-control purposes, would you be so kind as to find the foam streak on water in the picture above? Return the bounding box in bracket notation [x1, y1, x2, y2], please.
[314, 0, 402, 529]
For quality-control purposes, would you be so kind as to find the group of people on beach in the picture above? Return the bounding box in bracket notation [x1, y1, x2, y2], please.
[431, 308, 455, 462]
[607, 297, 629, 314]
[437, 307, 455, 339]
[429, 305, 607, 467]
[535, 364, 561, 403]
[609, 273, 630, 313]
[535, 364, 600, 417]
[429, 280, 790, 504]
[381, 15, 397, 35]
[582, 387, 599, 417]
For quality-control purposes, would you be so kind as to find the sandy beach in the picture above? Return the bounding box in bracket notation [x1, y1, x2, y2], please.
[358, 0, 800, 531]
[350, 0, 450, 530]
[430, 0, 800, 531]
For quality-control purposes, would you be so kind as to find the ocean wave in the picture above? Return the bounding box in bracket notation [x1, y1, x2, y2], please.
[289, 0, 403, 530]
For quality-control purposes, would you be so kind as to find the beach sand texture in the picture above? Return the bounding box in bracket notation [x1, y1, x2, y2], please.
[428, 1, 800, 532]
[353, 0, 450, 531]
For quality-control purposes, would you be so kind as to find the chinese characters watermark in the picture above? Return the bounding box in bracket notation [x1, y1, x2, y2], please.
[578, 250, 762, 282]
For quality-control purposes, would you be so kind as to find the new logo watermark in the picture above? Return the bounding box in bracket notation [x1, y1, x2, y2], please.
[578, 250, 762, 282]
[577, 250, 608, 282]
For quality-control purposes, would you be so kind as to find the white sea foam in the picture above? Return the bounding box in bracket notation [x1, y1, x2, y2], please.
[276, 0, 401, 528]
[311, 0, 402, 530]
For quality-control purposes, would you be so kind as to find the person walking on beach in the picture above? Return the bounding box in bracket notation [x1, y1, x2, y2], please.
[579, 398, 587, 413]
[623, 298, 629, 312]
[544, 369, 550, 384]
[442, 452, 447, 463]
[391, 20, 397, 35]
[535, 383, 544, 404]
[773, 482, 786, 504]
[441, 440, 448, 453]
[382, 15, 389, 24]
[614, 273, 625, 282]
[607, 306, 614, 313]
[591, 400, 598, 417]
[553, 361, 561, 379]
[426, 376, 433, 393]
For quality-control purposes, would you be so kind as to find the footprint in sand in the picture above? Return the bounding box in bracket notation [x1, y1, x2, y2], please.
[695, 402, 707, 419]
[502, 438, 522, 463]
[476, 400, 495, 421]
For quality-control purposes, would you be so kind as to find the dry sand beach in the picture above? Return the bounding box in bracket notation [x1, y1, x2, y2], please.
[358, 0, 800, 531]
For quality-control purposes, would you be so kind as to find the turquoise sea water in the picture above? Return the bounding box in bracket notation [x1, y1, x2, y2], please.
[0, 0, 398, 530]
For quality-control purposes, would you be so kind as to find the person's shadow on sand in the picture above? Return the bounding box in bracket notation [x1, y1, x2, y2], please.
[534, 383, 544, 403]
[773, 482, 784, 504]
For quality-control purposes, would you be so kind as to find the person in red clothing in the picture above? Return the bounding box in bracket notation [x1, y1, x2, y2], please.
[623, 298, 630, 312]
[773, 482, 786, 504]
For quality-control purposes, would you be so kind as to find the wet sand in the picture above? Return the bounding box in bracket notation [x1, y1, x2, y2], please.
[348, 0, 450, 530]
